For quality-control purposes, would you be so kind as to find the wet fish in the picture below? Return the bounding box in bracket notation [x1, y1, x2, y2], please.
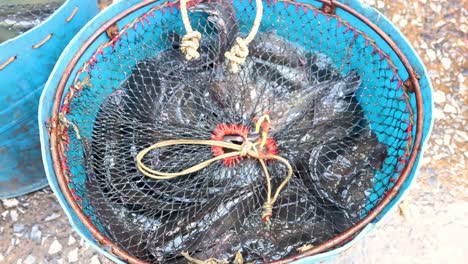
[306, 52, 341, 84]
[123, 0, 241, 125]
[305, 128, 388, 229]
[149, 173, 266, 262]
[272, 71, 363, 143]
[190, 0, 239, 58]
[194, 182, 336, 263]
[250, 31, 306, 68]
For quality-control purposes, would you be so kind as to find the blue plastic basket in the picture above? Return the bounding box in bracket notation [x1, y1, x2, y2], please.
[0, 0, 100, 199]
[39, 0, 433, 262]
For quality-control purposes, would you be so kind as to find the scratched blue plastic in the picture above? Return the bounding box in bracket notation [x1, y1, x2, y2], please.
[39, 0, 433, 262]
[0, 0, 100, 199]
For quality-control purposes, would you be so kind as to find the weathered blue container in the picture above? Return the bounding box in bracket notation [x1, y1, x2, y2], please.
[0, 0, 100, 199]
[39, 0, 433, 262]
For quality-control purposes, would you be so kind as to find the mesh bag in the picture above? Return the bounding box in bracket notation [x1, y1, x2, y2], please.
[0, 0, 64, 43]
[48, 0, 423, 263]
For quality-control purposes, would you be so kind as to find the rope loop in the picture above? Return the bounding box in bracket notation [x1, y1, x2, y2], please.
[136, 114, 293, 224]
[179, 0, 264, 71]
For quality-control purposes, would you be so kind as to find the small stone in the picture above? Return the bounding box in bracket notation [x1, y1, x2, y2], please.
[377, 1, 384, 9]
[427, 174, 439, 189]
[30, 225, 42, 243]
[2, 198, 19, 208]
[68, 235, 76, 246]
[464, 152, 468, 159]
[444, 135, 451, 146]
[41, 236, 48, 246]
[13, 223, 25, 233]
[10, 209, 18, 222]
[24, 255, 36, 264]
[443, 104, 457, 114]
[426, 49, 436, 61]
[0, 253, 4, 261]
[441, 57, 451, 70]
[90, 255, 101, 264]
[44, 213, 61, 222]
[433, 107, 445, 119]
[83, 241, 91, 250]
[1, 210, 8, 218]
[455, 130, 468, 141]
[68, 248, 79, 262]
[433, 90, 446, 104]
[48, 239, 63, 255]
[16, 258, 22, 264]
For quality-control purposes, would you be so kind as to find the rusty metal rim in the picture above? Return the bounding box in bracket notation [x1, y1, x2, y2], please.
[48, 0, 424, 263]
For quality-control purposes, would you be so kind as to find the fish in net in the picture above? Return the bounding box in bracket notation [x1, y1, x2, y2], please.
[0, 0, 65, 43]
[79, 1, 389, 262]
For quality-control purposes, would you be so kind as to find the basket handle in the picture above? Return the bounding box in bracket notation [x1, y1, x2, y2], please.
[179, 0, 263, 73]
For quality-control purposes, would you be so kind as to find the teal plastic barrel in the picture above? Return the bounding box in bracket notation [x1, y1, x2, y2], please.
[0, 0, 100, 198]
[39, 0, 433, 262]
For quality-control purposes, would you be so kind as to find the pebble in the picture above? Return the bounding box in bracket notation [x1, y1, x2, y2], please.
[433, 107, 445, 119]
[443, 104, 457, 114]
[90, 255, 101, 264]
[444, 135, 451, 146]
[455, 130, 468, 142]
[1, 210, 8, 218]
[10, 209, 18, 222]
[44, 213, 61, 222]
[2, 198, 19, 208]
[68, 248, 79, 262]
[41, 236, 48, 246]
[23, 255, 36, 264]
[68, 235, 77, 246]
[426, 49, 436, 61]
[377, 1, 385, 9]
[30, 225, 42, 243]
[441, 57, 452, 70]
[0, 253, 4, 262]
[48, 239, 63, 255]
[13, 223, 25, 233]
[432, 90, 446, 104]
[16, 258, 22, 264]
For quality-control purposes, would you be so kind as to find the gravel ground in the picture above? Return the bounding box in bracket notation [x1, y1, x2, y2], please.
[0, 0, 466, 263]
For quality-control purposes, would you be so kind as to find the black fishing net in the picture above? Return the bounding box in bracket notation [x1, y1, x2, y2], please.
[0, 0, 64, 43]
[59, 0, 413, 262]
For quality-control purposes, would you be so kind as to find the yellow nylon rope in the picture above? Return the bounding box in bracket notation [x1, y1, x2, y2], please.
[136, 115, 293, 223]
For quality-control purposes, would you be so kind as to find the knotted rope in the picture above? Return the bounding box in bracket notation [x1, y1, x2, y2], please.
[180, 0, 202, 60]
[179, 0, 263, 73]
[136, 114, 293, 224]
[224, 0, 263, 73]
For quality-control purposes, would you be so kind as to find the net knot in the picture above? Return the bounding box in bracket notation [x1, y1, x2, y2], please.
[180, 31, 202, 61]
[262, 202, 273, 223]
[240, 141, 256, 157]
[225, 37, 250, 73]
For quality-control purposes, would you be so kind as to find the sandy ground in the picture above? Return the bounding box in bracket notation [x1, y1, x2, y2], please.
[0, 0, 466, 263]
